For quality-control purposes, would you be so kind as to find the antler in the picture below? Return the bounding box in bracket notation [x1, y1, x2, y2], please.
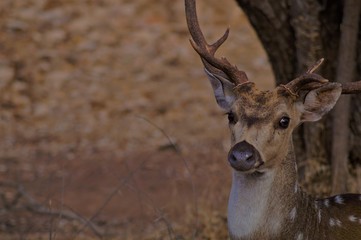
[185, 0, 249, 85]
[281, 58, 361, 96]
[280, 59, 329, 96]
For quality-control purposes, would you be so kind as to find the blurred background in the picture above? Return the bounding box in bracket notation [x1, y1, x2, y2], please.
[0, 0, 274, 239]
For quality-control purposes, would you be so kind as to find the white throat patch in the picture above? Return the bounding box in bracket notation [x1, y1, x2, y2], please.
[227, 170, 280, 238]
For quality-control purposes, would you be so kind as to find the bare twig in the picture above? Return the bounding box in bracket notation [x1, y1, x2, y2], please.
[341, 81, 361, 94]
[69, 115, 198, 239]
[0, 181, 104, 238]
[137, 116, 199, 239]
[111, 133, 179, 239]
[125, 182, 177, 240]
[71, 154, 149, 239]
[49, 199, 54, 240]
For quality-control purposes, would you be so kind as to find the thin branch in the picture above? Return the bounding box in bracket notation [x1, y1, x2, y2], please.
[341, 81, 361, 94]
[137, 116, 199, 239]
[0, 181, 104, 238]
[125, 182, 177, 240]
[72, 154, 149, 239]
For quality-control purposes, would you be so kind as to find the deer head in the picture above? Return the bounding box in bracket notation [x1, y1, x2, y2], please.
[185, 0, 341, 174]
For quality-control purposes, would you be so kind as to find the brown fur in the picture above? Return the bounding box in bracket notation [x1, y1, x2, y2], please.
[226, 83, 361, 240]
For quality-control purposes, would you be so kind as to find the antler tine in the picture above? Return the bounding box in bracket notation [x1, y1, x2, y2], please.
[185, 0, 249, 85]
[306, 58, 324, 74]
[282, 59, 329, 96]
[283, 58, 361, 95]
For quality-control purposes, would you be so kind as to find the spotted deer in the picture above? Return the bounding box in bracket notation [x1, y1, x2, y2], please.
[185, 0, 361, 239]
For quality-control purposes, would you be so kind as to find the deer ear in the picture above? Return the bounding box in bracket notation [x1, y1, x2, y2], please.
[205, 69, 237, 111]
[297, 83, 342, 122]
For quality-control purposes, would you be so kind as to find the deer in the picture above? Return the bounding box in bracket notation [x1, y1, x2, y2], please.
[185, 0, 361, 239]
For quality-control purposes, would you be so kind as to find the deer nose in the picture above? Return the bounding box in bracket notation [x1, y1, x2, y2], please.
[228, 141, 260, 171]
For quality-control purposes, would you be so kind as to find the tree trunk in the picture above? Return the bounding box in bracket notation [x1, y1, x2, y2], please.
[234, 0, 361, 192]
[331, 0, 360, 194]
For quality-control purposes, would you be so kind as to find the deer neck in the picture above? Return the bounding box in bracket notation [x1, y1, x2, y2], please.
[227, 140, 307, 239]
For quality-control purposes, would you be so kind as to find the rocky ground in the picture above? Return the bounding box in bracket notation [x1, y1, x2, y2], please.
[0, 0, 351, 239]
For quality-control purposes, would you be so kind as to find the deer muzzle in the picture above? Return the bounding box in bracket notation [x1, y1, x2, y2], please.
[228, 141, 263, 172]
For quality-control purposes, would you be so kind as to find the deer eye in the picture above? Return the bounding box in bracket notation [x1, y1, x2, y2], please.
[279, 116, 290, 129]
[227, 112, 237, 124]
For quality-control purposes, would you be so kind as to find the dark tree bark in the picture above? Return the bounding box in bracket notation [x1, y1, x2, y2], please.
[331, 0, 360, 194]
[234, 0, 361, 193]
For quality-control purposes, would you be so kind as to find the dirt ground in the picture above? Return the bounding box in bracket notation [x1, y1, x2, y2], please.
[0, 0, 346, 239]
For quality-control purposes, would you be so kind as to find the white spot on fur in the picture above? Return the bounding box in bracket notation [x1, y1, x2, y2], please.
[290, 207, 297, 222]
[349, 215, 357, 222]
[334, 195, 344, 204]
[318, 210, 322, 224]
[294, 182, 298, 193]
[335, 218, 342, 227]
[296, 232, 304, 240]
[329, 218, 335, 227]
[324, 199, 330, 207]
